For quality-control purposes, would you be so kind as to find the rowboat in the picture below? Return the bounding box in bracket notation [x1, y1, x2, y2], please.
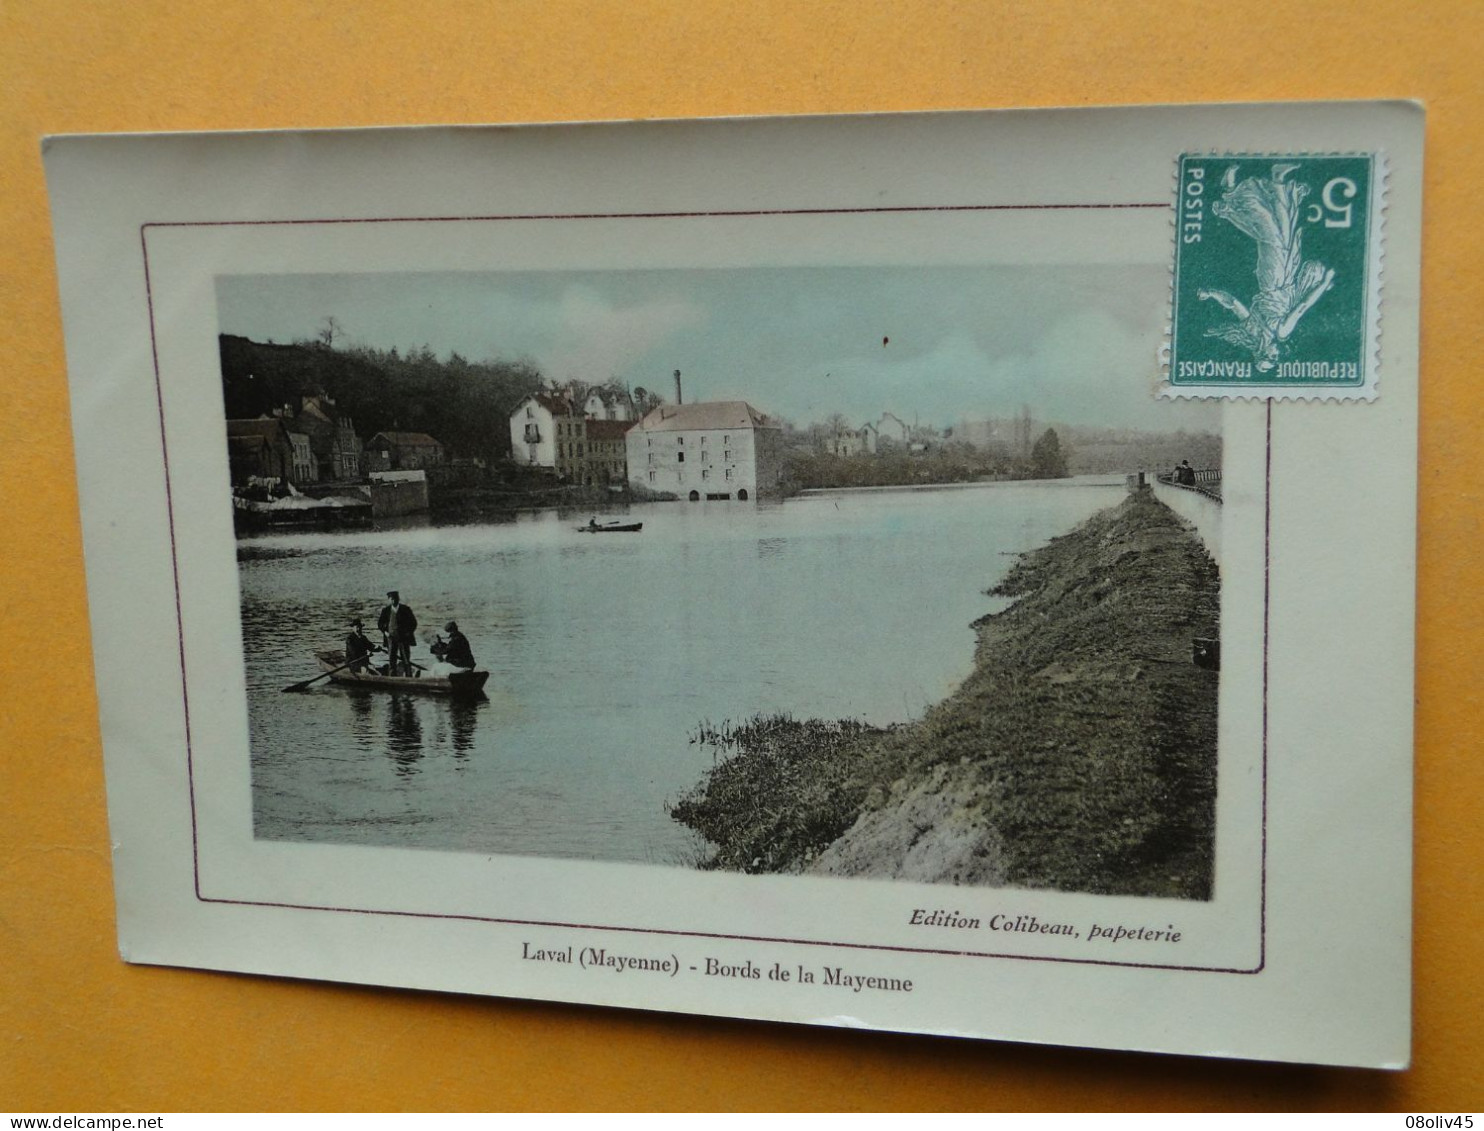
[576, 521, 643, 533]
[314, 650, 490, 697]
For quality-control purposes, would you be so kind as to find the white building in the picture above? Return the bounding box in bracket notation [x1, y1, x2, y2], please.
[626, 401, 785, 501]
[583, 386, 635, 422]
[876, 412, 911, 446]
[509, 392, 577, 467]
[828, 429, 856, 457]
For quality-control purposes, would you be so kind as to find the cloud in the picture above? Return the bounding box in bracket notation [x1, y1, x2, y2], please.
[538, 286, 708, 384]
[221, 266, 1215, 433]
[766, 309, 1177, 431]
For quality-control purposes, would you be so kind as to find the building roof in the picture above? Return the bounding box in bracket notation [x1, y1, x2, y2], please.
[586, 386, 633, 407]
[516, 392, 576, 417]
[297, 397, 337, 424]
[227, 433, 271, 456]
[632, 401, 776, 432]
[227, 418, 289, 442]
[586, 419, 633, 441]
[369, 431, 443, 448]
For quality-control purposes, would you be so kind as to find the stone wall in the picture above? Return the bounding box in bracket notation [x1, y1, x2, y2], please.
[1151, 479, 1222, 568]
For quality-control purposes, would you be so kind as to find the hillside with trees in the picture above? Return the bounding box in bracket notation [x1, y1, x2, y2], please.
[219, 334, 546, 462]
[1062, 425, 1222, 476]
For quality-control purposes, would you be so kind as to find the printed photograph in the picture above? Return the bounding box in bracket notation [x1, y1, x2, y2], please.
[219, 261, 1223, 900]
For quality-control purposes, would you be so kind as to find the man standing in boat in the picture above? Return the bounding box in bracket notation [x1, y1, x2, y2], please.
[431, 620, 476, 670]
[378, 590, 418, 676]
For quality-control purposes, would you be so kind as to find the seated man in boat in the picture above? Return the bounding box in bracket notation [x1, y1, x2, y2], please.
[344, 618, 379, 673]
[430, 620, 476, 670]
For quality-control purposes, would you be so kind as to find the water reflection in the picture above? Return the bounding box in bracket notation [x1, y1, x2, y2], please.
[449, 697, 483, 756]
[756, 537, 789, 560]
[386, 694, 424, 776]
[339, 688, 489, 775]
[347, 689, 376, 746]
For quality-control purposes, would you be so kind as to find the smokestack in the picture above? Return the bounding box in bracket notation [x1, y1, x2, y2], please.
[673, 369, 683, 405]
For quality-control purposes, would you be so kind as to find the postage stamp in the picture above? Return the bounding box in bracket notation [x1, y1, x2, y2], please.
[1167, 153, 1384, 400]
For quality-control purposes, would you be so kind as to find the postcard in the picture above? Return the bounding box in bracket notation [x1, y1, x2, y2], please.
[44, 101, 1421, 1067]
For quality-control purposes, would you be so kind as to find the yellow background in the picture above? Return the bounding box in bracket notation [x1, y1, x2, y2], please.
[3, 1, 1479, 1111]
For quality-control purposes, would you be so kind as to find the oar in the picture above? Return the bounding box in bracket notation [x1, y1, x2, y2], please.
[282, 653, 365, 693]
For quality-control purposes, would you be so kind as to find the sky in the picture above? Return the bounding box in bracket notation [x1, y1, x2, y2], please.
[217, 266, 1219, 433]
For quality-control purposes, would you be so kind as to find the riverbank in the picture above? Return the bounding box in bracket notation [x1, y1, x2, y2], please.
[428, 482, 629, 516]
[668, 490, 1220, 899]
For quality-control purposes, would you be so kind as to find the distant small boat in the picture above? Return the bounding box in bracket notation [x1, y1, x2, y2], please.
[314, 650, 489, 697]
[577, 522, 643, 533]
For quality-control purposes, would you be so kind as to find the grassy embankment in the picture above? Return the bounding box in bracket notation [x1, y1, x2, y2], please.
[668, 490, 1220, 899]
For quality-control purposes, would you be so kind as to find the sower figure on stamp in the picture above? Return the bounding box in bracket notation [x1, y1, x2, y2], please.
[378, 589, 418, 676]
[1197, 163, 1337, 372]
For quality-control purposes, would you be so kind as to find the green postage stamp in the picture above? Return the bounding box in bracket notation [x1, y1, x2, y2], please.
[1168, 153, 1384, 399]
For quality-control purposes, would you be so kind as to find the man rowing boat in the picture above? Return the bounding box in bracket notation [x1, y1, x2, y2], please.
[344, 618, 380, 673]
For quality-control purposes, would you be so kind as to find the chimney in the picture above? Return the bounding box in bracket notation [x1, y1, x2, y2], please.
[673, 369, 683, 406]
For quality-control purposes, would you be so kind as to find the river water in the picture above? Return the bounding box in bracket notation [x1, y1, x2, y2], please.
[241, 479, 1123, 864]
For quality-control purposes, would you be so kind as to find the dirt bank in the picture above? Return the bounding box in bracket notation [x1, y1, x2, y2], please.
[669, 490, 1220, 899]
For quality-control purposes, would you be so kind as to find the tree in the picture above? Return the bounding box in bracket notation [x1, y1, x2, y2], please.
[316, 316, 344, 349]
[631, 385, 666, 417]
[555, 377, 592, 414]
[1030, 428, 1069, 479]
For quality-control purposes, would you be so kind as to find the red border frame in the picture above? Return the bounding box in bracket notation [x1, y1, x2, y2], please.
[140, 204, 1269, 977]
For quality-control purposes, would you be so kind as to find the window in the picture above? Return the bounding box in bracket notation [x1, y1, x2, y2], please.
[701, 469, 710, 481]
[526, 406, 534, 418]
[678, 436, 684, 445]
[648, 471, 656, 483]
[725, 468, 733, 480]
[677, 451, 685, 462]
[647, 453, 654, 465]
[723, 434, 729, 443]
[677, 471, 685, 483]
[577, 444, 584, 456]
[724, 450, 731, 461]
